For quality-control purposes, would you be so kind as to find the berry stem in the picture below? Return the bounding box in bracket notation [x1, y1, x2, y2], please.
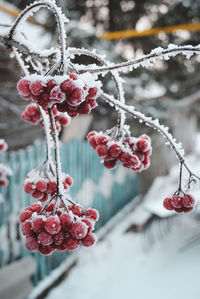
[48, 108, 63, 196]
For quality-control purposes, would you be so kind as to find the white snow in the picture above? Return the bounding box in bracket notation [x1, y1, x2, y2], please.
[44, 200, 200, 299]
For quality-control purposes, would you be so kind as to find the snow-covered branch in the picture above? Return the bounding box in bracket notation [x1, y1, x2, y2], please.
[78, 45, 200, 75]
[101, 92, 185, 161]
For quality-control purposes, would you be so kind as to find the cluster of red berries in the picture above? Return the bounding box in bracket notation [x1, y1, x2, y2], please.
[22, 104, 70, 132]
[17, 73, 101, 116]
[163, 193, 195, 213]
[24, 170, 73, 202]
[87, 131, 152, 171]
[21, 103, 41, 125]
[19, 202, 98, 255]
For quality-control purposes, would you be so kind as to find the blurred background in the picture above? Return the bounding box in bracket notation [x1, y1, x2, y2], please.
[1, 0, 200, 298]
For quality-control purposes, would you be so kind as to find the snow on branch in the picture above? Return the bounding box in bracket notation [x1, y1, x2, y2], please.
[101, 92, 186, 163]
[78, 45, 200, 75]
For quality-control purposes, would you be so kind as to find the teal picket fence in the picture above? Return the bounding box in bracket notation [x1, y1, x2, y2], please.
[0, 139, 140, 285]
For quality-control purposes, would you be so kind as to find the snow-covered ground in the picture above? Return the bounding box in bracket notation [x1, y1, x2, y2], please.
[44, 207, 200, 299]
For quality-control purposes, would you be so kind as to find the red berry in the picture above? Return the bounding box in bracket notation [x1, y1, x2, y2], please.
[171, 195, 183, 209]
[30, 81, 45, 96]
[17, 79, 30, 97]
[69, 205, 83, 217]
[47, 182, 57, 193]
[40, 193, 49, 202]
[69, 73, 78, 80]
[46, 202, 55, 212]
[65, 176, 73, 186]
[47, 79, 57, 91]
[38, 231, 53, 246]
[20, 221, 32, 236]
[87, 209, 99, 222]
[81, 232, 97, 247]
[36, 180, 47, 192]
[45, 216, 61, 235]
[137, 139, 149, 152]
[88, 87, 98, 98]
[32, 216, 44, 234]
[104, 160, 117, 169]
[88, 136, 97, 149]
[70, 221, 88, 240]
[95, 135, 108, 145]
[50, 86, 66, 103]
[60, 213, 73, 231]
[19, 210, 32, 223]
[79, 103, 91, 114]
[27, 203, 42, 213]
[53, 231, 65, 246]
[32, 190, 43, 200]
[70, 88, 84, 105]
[38, 244, 54, 255]
[24, 182, 35, 194]
[163, 197, 174, 210]
[109, 144, 122, 158]
[64, 237, 80, 251]
[82, 218, 94, 232]
[96, 144, 108, 158]
[25, 236, 38, 252]
[182, 194, 195, 208]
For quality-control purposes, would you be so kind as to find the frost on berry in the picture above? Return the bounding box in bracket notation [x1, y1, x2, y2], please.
[87, 131, 152, 172]
[17, 74, 101, 114]
[163, 193, 195, 213]
[38, 231, 53, 246]
[81, 232, 97, 247]
[32, 216, 44, 233]
[70, 221, 88, 240]
[45, 216, 61, 235]
[25, 236, 38, 252]
[87, 208, 99, 222]
[64, 237, 80, 251]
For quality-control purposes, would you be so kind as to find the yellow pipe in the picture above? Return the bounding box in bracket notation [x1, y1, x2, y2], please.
[100, 23, 200, 40]
[0, 3, 48, 28]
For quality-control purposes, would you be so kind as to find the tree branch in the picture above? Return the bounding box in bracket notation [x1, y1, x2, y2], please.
[77, 45, 200, 75]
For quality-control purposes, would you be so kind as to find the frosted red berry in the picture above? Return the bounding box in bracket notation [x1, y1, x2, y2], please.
[87, 208, 99, 222]
[81, 232, 97, 247]
[32, 216, 44, 234]
[45, 216, 61, 235]
[25, 236, 38, 252]
[38, 231, 53, 246]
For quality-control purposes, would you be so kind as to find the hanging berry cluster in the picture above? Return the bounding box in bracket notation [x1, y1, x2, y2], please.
[24, 170, 73, 202]
[163, 194, 195, 213]
[17, 73, 101, 117]
[87, 131, 152, 171]
[20, 201, 98, 255]
[22, 104, 70, 132]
